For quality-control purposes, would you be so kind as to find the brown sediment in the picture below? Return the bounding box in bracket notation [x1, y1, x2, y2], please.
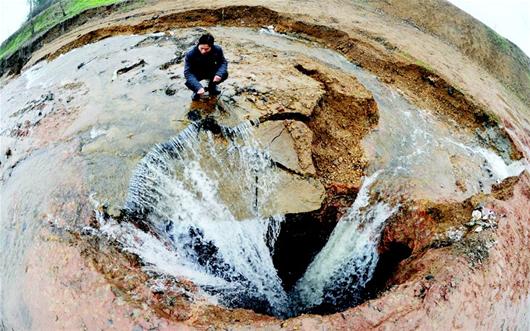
[285, 120, 316, 176]
[490, 175, 522, 200]
[293, 61, 378, 189]
[78, 232, 195, 322]
[75, 225, 278, 326]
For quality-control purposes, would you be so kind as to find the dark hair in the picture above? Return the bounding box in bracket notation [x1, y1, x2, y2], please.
[198, 33, 214, 46]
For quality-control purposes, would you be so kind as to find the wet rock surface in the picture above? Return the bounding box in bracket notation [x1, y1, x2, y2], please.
[1, 1, 529, 330]
[255, 120, 316, 176]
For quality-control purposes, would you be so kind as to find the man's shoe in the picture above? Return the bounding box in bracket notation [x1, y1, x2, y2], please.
[192, 92, 200, 101]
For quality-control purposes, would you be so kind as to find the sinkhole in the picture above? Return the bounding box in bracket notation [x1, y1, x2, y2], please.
[113, 47, 523, 317]
[121, 198, 412, 318]
[118, 118, 410, 319]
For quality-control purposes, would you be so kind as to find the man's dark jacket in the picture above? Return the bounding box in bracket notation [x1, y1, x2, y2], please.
[184, 45, 228, 92]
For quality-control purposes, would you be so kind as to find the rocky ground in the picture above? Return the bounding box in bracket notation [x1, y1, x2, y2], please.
[1, 0, 529, 330]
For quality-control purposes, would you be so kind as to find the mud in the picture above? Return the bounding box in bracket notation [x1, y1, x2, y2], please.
[293, 61, 377, 188]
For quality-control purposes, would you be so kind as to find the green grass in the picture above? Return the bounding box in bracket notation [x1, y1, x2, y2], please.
[414, 59, 434, 73]
[0, 0, 123, 60]
[485, 26, 511, 54]
[67, 0, 121, 14]
[398, 51, 435, 73]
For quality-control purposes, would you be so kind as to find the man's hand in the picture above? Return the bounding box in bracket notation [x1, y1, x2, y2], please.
[212, 75, 222, 83]
[197, 87, 205, 95]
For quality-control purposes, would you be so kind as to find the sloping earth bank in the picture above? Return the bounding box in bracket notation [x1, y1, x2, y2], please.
[1, 1, 529, 330]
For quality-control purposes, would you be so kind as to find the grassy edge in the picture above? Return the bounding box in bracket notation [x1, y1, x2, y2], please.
[0, 0, 125, 60]
[397, 50, 435, 73]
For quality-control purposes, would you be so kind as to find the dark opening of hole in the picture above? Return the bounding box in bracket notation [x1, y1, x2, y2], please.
[272, 210, 338, 291]
[364, 241, 412, 298]
[270, 212, 412, 317]
[124, 184, 413, 318]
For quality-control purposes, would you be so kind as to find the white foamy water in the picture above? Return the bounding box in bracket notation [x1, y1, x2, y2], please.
[443, 137, 526, 181]
[104, 121, 291, 316]
[292, 171, 397, 311]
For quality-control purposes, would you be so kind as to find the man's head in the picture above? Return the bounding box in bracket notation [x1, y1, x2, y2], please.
[197, 33, 214, 55]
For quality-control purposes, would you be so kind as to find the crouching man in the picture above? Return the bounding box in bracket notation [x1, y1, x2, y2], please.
[184, 33, 228, 100]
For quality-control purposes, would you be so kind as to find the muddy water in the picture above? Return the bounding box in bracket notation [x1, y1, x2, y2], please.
[0, 27, 527, 326]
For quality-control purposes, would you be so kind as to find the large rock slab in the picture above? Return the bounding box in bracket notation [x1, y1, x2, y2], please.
[255, 120, 316, 176]
[263, 171, 325, 216]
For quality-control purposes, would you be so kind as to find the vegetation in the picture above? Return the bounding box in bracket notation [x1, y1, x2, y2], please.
[0, 0, 123, 60]
[485, 26, 511, 54]
[398, 51, 434, 73]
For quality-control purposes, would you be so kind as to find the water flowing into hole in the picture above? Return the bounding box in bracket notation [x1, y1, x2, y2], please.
[92, 118, 400, 318]
[121, 121, 292, 317]
[291, 172, 397, 314]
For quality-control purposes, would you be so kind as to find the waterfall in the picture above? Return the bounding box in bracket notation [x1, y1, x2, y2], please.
[115, 120, 291, 317]
[86, 30, 523, 318]
[292, 171, 397, 313]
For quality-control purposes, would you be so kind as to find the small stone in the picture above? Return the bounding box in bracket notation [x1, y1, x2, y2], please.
[108, 206, 122, 218]
[474, 225, 483, 233]
[425, 274, 435, 280]
[165, 87, 176, 96]
[471, 209, 482, 221]
[446, 227, 464, 242]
